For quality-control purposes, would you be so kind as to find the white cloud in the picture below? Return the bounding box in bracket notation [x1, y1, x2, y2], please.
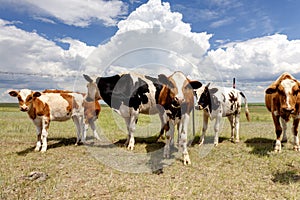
[0, 0, 128, 27]
[205, 34, 300, 80]
[84, 0, 213, 79]
[0, 19, 96, 94]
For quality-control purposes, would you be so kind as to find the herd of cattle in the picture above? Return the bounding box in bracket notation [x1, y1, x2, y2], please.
[8, 71, 300, 165]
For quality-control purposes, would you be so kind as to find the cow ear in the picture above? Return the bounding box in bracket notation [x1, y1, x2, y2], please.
[33, 92, 42, 98]
[265, 86, 277, 94]
[8, 90, 19, 97]
[209, 88, 218, 94]
[158, 74, 174, 88]
[83, 74, 93, 83]
[189, 81, 202, 89]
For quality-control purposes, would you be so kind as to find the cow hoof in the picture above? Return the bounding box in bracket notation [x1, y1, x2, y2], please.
[163, 154, 170, 159]
[127, 145, 134, 151]
[293, 146, 300, 151]
[282, 138, 288, 143]
[183, 155, 191, 165]
[41, 148, 47, 153]
[214, 143, 218, 147]
[235, 139, 240, 143]
[34, 146, 41, 151]
[274, 148, 281, 153]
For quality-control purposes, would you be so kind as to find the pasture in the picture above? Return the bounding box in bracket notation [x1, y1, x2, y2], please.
[0, 103, 299, 199]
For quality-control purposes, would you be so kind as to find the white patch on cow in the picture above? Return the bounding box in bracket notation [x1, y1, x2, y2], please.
[38, 94, 70, 121]
[281, 79, 296, 110]
[171, 72, 186, 101]
[19, 89, 32, 110]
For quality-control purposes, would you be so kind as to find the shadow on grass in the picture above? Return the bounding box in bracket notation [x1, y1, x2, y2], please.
[245, 137, 274, 156]
[16, 137, 77, 156]
[272, 170, 300, 184]
[190, 135, 229, 146]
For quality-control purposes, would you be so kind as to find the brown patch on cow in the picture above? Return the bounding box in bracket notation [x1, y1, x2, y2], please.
[43, 89, 74, 93]
[157, 85, 174, 107]
[28, 97, 50, 121]
[83, 100, 101, 123]
[60, 93, 79, 113]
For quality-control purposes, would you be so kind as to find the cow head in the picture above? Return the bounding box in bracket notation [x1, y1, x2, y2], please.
[195, 83, 219, 111]
[158, 71, 202, 113]
[8, 89, 41, 112]
[265, 72, 300, 117]
[83, 74, 101, 102]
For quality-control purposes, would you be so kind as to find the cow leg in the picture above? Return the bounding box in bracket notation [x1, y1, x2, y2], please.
[89, 119, 100, 140]
[235, 113, 241, 143]
[73, 116, 84, 145]
[178, 113, 191, 165]
[199, 111, 209, 146]
[34, 120, 42, 151]
[164, 120, 175, 159]
[157, 106, 168, 140]
[280, 117, 288, 143]
[272, 114, 282, 152]
[214, 114, 222, 146]
[124, 112, 138, 151]
[41, 117, 50, 152]
[227, 115, 235, 142]
[292, 118, 300, 151]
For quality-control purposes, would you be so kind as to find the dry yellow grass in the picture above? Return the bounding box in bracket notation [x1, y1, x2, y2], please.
[0, 104, 299, 199]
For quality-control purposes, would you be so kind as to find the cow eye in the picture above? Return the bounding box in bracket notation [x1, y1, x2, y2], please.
[27, 96, 32, 101]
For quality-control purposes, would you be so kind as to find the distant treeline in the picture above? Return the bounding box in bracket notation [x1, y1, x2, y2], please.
[0, 102, 266, 108]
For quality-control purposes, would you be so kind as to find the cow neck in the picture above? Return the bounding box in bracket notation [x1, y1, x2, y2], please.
[27, 103, 36, 120]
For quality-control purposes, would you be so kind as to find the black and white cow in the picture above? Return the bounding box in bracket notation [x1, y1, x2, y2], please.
[83, 72, 168, 150]
[195, 84, 250, 146]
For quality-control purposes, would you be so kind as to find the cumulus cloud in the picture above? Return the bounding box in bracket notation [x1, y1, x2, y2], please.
[0, 0, 128, 27]
[204, 34, 300, 81]
[0, 19, 96, 92]
[84, 0, 213, 79]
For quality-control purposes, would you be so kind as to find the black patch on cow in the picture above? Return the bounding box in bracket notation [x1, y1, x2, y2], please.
[145, 75, 164, 103]
[198, 87, 220, 113]
[228, 91, 238, 111]
[97, 74, 150, 111]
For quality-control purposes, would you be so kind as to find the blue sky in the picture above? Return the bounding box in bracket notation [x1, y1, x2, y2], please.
[1, 0, 300, 102]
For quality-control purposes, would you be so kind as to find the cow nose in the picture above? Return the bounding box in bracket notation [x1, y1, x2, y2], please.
[283, 107, 294, 113]
[175, 97, 185, 104]
[85, 96, 94, 102]
[20, 106, 28, 112]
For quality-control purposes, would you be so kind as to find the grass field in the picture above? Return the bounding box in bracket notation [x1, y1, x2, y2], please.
[0, 104, 299, 199]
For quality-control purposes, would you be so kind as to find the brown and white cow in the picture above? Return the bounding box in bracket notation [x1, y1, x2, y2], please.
[9, 89, 86, 152]
[43, 89, 101, 141]
[265, 72, 300, 152]
[157, 71, 202, 165]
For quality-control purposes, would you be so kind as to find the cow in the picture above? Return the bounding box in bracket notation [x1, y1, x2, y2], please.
[42, 89, 101, 141]
[83, 72, 168, 151]
[9, 89, 86, 152]
[157, 71, 202, 165]
[265, 72, 300, 152]
[195, 84, 250, 146]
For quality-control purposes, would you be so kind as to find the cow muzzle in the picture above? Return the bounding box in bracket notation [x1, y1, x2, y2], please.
[20, 106, 29, 112]
[282, 107, 295, 114]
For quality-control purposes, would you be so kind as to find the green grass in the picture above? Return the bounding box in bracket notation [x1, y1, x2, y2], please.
[0, 104, 299, 199]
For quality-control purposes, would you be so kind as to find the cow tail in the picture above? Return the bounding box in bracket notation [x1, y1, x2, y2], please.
[240, 92, 250, 122]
